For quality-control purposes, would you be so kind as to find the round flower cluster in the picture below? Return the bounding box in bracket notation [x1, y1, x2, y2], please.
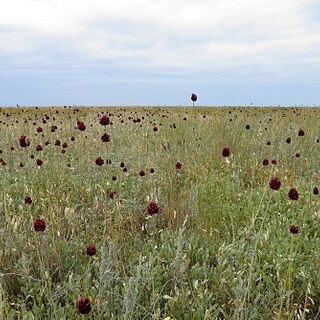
[222, 147, 230, 157]
[76, 297, 92, 314]
[269, 177, 281, 190]
[34, 218, 46, 232]
[147, 202, 160, 215]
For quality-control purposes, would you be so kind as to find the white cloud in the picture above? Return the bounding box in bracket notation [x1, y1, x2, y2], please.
[0, 0, 307, 34]
[0, 0, 319, 75]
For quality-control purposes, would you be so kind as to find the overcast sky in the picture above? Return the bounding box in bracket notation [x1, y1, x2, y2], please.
[1, 0, 319, 106]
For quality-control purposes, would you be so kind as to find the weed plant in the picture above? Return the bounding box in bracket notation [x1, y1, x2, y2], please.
[0, 106, 319, 319]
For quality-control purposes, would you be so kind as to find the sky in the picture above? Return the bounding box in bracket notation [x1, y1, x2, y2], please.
[0, 0, 320, 106]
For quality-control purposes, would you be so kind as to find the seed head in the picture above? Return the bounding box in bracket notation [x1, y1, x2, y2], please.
[139, 170, 146, 177]
[288, 188, 299, 200]
[269, 177, 281, 190]
[191, 93, 197, 102]
[289, 225, 299, 234]
[99, 115, 110, 126]
[34, 218, 46, 232]
[77, 121, 86, 131]
[147, 202, 160, 215]
[19, 135, 30, 148]
[109, 191, 117, 199]
[175, 161, 182, 169]
[95, 157, 104, 166]
[222, 147, 230, 157]
[35, 145, 43, 152]
[86, 244, 96, 256]
[24, 196, 32, 204]
[101, 133, 110, 142]
[76, 297, 92, 314]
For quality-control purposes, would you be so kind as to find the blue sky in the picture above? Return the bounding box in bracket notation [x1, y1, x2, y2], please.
[0, 0, 319, 106]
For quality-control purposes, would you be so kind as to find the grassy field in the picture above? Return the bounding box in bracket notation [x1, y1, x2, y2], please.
[0, 106, 319, 319]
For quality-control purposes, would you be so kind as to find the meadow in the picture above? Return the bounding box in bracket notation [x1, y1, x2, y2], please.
[0, 105, 319, 319]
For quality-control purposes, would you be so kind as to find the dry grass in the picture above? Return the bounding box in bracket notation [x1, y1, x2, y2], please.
[0, 106, 319, 319]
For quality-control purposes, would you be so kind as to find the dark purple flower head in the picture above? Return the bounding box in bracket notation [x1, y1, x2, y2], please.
[99, 115, 110, 126]
[245, 124, 250, 130]
[109, 191, 117, 199]
[266, 141, 271, 145]
[288, 188, 299, 200]
[24, 196, 32, 204]
[77, 121, 86, 131]
[112, 175, 117, 181]
[294, 152, 300, 158]
[298, 129, 305, 136]
[147, 202, 160, 215]
[191, 93, 197, 102]
[139, 170, 146, 177]
[313, 187, 319, 195]
[19, 135, 30, 148]
[269, 177, 281, 190]
[289, 225, 299, 234]
[222, 147, 230, 157]
[101, 133, 110, 142]
[36, 159, 43, 166]
[54, 140, 61, 146]
[271, 159, 277, 165]
[34, 218, 46, 232]
[95, 157, 104, 166]
[35, 145, 43, 152]
[150, 168, 155, 174]
[262, 159, 269, 166]
[76, 297, 92, 314]
[286, 137, 291, 144]
[86, 244, 96, 256]
[36, 127, 43, 133]
[175, 161, 182, 169]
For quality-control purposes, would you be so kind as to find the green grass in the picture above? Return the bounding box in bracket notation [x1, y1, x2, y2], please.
[0, 106, 319, 319]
